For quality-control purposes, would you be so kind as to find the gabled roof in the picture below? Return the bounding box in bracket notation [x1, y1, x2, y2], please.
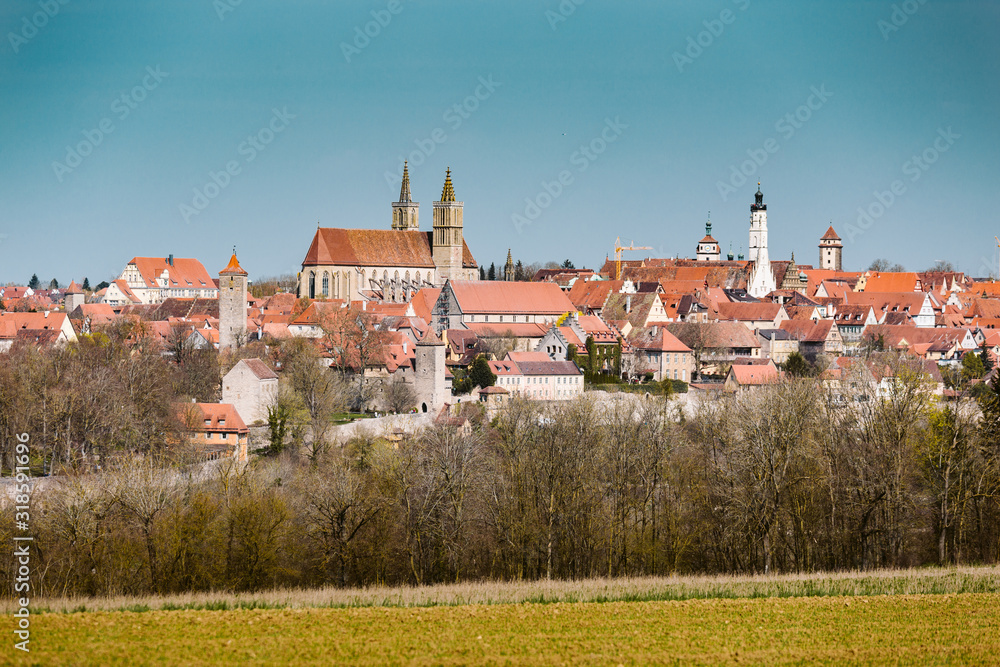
[302, 228, 477, 269]
[568, 279, 624, 310]
[464, 322, 549, 338]
[127, 257, 215, 290]
[410, 288, 441, 322]
[779, 319, 835, 343]
[630, 326, 691, 353]
[234, 358, 278, 380]
[180, 403, 248, 433]
[864, 272, 921, 293]
[717, 302, 783, 322]
[666, 321, 761, 350]
[730, 364, 779, 386]
[448, 281, 575, 315]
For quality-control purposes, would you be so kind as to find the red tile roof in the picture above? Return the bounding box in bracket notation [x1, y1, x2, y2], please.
[730, 364, 779, 385]
[779, 319, 835, 343]
[717, 302, 782, 323]
[464, 322, 549, 338]
[630, 327, 691, 353]
[239, 358, 278, 380]
[820, 225, 841, 241]
[128, 257, 215, 289]
[302, 228, 477, 269]
[180, 403, 248, 433]
[220, 253, 248, 276]
[864, 272, 921, 293]
[568, 279, 624, 310]
[449, 281, 575, 315]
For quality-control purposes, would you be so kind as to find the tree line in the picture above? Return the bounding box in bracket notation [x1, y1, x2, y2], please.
[3, 351, 999, 598]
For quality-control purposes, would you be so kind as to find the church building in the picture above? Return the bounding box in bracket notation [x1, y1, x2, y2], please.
[298, 166, 479, 303]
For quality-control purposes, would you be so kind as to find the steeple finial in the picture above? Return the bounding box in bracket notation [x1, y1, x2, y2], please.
[706, 211, 712, 236]
[441, 168, 456, 202]
[399, 161, 412, 203]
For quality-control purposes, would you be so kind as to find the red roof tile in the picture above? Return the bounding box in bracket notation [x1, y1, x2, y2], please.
[303, 228, 476, 269]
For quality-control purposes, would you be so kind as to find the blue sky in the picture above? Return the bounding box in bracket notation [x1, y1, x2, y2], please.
[1, 0, 998, 285]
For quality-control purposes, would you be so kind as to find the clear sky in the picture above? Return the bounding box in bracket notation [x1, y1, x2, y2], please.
[1, 0, 998, 285]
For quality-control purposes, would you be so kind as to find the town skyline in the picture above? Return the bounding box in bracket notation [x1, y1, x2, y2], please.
[2, 1, 998, 282]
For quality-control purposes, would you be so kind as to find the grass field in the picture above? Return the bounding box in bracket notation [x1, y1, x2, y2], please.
[5, 567, 1000, 665]
[6, 593, 1000, 665]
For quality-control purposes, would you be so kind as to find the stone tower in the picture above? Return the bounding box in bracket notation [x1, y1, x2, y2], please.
[63, 280, 85, 312]
[392, 161, 420, 231]
[504, 248, 515, 281]
[219, 250, 248, 352]
[414, 327, 447, 413]
[819, 225, 843, 271]
[747, 185, 776, 298]
[432, 168, 465, 283]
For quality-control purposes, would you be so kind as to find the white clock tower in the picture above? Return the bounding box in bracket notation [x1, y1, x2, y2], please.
[747, 184, 776, 298]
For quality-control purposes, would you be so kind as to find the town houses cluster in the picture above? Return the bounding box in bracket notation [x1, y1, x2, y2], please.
[2, 168, 992, 459]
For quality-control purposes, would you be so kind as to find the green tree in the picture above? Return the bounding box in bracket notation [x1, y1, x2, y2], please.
[980, 349, 994, 374]
[783, 352, 814, 378]
[28, 274, 40, 289]
[585, 336, 596, 376]
[82, 277, 91, 291]
[977, 374, 1000, 447]
[49, 278, 59, 290]
[561, 259, 575, 269]
[267, 404, 290, 455]
[962, 351, 986, 382]
[468, 355, 496, 389]
[514, 260, 525, 281]
[488, 263, 496, 281]
[478, 266, 486, 280]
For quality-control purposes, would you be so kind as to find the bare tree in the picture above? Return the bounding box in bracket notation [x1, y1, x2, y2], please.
[384, 375, 416, 414]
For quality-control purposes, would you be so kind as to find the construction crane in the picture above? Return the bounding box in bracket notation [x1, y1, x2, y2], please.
[995, 236, 1000, 280]
[614, 237, 653, 280]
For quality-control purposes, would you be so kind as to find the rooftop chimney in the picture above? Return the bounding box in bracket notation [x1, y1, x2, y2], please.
[168, 254, 174, 266]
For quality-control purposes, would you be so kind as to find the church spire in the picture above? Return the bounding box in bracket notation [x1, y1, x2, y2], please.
[392, 162, 420, 231]
[399, 161, 412, 203]
[441, 168, 456, 202]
